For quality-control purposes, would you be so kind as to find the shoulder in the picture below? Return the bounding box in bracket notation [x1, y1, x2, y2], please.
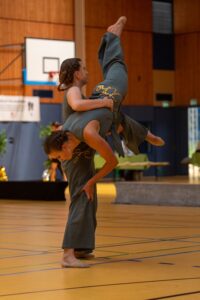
[66, 86, 82, 102]
[67, 86, 81, 96]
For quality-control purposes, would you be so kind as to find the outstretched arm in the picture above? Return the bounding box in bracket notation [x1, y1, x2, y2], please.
[67, 86, 113, 112]
[82, 120, 118, 200]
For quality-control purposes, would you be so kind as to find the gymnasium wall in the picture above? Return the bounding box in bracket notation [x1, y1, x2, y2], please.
[152, 0, 175, 106]
[0, 1, 72, 180]
[1, 0, 198, 107]
[85, 0, 153, 106]
[0, 0, 74, 103]
[122, 105, 188, 176]
[0, 0, 155, 105]
[0, 0, 195, 179]
[174, 0, 200, 106]
[0, 103, 63, 180]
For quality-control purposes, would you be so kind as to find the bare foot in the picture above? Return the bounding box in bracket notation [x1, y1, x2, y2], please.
[146, 132, 165, 146]
[107, 16, 127, 37]
[61, 255, 90, 268]
[75, 251, 95, 259]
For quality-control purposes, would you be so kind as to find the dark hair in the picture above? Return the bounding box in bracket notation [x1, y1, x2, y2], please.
[58, 58, 82, 91]
[43, 130, 69, 155]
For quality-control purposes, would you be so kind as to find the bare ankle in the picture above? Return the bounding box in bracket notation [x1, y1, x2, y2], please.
[63, 248, 75, 258]
[107, 16, 127, 37]
[146, 132, 165, 146]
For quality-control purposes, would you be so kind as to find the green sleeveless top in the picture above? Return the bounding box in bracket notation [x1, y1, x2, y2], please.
[62, 108, 113, 141]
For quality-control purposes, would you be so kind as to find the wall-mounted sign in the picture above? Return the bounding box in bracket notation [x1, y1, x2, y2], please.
[0, 96, 40, 122]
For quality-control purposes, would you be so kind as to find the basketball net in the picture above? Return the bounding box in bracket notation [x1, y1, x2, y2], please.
[48, 71, 59, 85]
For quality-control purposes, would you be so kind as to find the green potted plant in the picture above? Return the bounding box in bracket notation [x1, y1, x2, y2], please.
[39, 124, 52, 139]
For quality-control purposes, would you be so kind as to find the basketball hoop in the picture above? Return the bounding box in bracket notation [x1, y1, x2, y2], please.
[48, 71, 59, 84]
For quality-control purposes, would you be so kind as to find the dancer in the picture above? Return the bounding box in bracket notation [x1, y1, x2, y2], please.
[58, 18, 164, 156]
[44, 17, 164, 268]
[45, 129, 114, 268]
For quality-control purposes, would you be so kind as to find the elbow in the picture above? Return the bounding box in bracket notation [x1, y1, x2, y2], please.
[71, 102, 80, 111]
[111, 156, 118, 169]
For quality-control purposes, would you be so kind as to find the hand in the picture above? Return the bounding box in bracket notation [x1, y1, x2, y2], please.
[52, 125, 63, 132]
[82, 181, 94, 201]
[57, 125, 63, 131]
[103, 97, 113, 112]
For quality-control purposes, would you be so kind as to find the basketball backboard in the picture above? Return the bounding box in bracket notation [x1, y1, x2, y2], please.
[23, 38, 75, 85]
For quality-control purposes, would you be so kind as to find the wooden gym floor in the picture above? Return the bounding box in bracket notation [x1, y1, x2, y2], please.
[0, 181, 200, 300]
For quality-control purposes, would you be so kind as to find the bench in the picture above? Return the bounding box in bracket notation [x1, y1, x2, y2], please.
[191, 152, 200, 167]
[189, 152, 200, 178]
[94, 154, 169, 181]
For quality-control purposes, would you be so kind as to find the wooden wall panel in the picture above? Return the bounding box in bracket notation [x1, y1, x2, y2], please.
[0, 0, 73, 24]
[0, 0, 74, 102]
[174, 0, 200, 33]
[153, 71, 175, 105]
[85, 28, 153, 105]
[174, 1, 200, 106]
[85, 28, 105, 97]
[123, 31, 153, 105]
[0, 20, 73, 46]
[85, 0, 153, 105]
[175, 34, 198, 105]
[1, 0, 153, 104]
[85, 0, 152, 32]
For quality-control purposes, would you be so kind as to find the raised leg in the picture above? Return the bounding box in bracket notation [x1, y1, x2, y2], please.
[98, 16, 127, 79]
[107, 16, 127, 37]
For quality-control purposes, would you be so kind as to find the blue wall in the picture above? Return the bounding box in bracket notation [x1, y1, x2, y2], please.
[0, 103, 62, 181]
[122, 106, 188, 176]
[0, 104, 188, 180]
